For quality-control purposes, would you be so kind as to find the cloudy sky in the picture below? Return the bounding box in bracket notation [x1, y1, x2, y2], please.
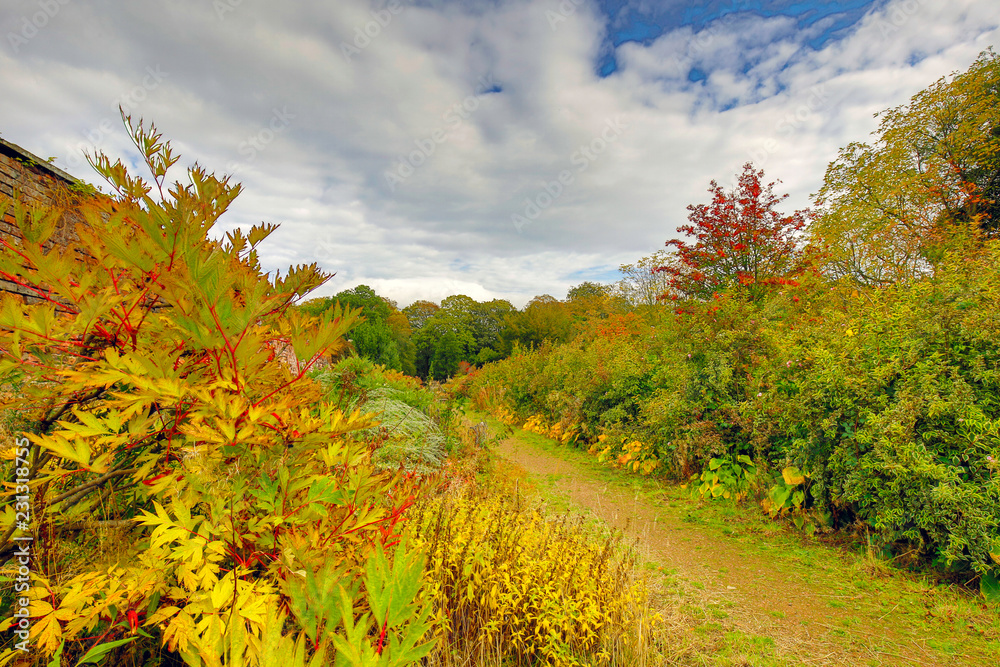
[1, 0, 996, 307]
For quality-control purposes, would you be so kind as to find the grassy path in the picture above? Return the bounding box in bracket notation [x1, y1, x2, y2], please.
[470, 410, 1000, 666]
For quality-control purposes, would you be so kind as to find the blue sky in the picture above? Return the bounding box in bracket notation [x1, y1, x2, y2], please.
[0, 0, 996, 307]
[595, 0, 882, 75]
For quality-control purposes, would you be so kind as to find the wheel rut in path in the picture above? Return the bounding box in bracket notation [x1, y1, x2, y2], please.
[496, 436, 959, 667]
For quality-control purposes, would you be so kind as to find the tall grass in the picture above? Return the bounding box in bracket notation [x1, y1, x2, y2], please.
[411, 483, 667, 666]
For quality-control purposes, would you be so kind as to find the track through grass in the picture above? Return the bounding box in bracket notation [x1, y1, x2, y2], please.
[470, 409, 1000, 666]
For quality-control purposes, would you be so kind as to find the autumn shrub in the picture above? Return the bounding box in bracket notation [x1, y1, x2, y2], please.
[590, 434, 662, 476]
[0, 119, 434, 665]
[470, 292, 782, 478]
[472, 330, 657, 440]
[411, 484, 661, 666]
[746, 246, 1000, 575]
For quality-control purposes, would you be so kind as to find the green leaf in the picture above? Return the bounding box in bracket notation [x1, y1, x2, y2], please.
[46, 641, 64, 667]
[76, 636, 138, 665]
[771, 485, 792, 508]
[981, 571, 1000, 605]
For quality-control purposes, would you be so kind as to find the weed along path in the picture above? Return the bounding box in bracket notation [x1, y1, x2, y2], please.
[471, 411, 1000, 667]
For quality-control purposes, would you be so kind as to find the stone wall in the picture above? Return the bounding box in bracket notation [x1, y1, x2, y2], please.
[0, 137, 91, 303]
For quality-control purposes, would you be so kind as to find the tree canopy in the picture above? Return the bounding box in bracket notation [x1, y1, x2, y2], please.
[811, 48, 1000, 286]
[657, 162, 808, 300]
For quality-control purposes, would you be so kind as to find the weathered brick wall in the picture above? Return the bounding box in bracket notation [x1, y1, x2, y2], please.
[0, 138, 91, 303]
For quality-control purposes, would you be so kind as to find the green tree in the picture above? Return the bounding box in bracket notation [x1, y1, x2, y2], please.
[468, 299, 516, 360]
[303, 285, 406, 371]
[333, 285, 393, 320]
[812, 49, 1000, 286]
[413, 310, 474, 379]
[407, 296, 515, 376]
[350, 317, 402, 370]
[428, 331, 466, 381]
[403, 300, 440, 330]
[504, 295, 572, 350]
[615, 250, 675, 306]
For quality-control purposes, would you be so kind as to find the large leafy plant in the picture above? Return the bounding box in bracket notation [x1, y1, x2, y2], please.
[0, 117, 433, 665]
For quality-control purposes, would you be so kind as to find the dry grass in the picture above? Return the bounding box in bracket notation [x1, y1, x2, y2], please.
[411, 482, 668, 667]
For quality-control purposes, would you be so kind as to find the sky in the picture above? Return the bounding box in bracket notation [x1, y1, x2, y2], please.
[0, 0, 997, 308]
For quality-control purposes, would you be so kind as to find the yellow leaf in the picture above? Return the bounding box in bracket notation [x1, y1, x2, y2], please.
[36, 433, 91, 467]
[53, 607, 76, 622]
[237, 594, 268, 626]
[31, 613, 62, 654]
[89, 452, 114, 475]
[219, 419, 236, 442]
[782, 467, 806, 486]
[146, 605, 182, 626]
[162, 611, 195, 654]
[28, 600, 54, 616]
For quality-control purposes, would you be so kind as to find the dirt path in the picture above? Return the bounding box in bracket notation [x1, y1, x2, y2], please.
[494, 432, 988, 667]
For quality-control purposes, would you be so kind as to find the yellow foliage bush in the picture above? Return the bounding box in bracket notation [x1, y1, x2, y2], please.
[590, 435, 661, 476]
[411, 485, 658, 666]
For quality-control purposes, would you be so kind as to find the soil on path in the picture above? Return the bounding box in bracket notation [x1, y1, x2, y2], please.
[495, 434, 984, 667]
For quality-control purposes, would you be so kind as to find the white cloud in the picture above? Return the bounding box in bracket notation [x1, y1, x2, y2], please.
[0, 0, 996, 308]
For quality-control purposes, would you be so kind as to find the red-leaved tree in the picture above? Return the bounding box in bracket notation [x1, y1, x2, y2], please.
[657, 162, 810, 301]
